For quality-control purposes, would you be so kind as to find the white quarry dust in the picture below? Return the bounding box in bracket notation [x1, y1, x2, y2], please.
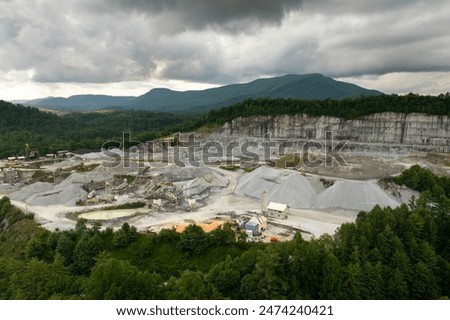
[26, 183, 87, 207]
[8, 162, 142, 207]
[235, 166, 317, 208]
[311, 180, 400, 211]
[10, 175, 87, 207]
[182, 171, 228, 199]
[235, 166, 401, 211]
[2, 156, 408, 238]
[9, 182, 54, 201]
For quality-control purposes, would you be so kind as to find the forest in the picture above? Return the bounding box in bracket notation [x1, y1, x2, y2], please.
[0, 165, 449, 299]
[0, 100, 196, 158]
[1, 93, 450, 158]
[200, 93, 450, 126]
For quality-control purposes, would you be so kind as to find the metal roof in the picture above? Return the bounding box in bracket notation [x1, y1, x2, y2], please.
[267, 202, 288, 212]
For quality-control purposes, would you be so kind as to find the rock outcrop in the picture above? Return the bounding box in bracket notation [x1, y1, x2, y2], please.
[216, 112, 449, 152]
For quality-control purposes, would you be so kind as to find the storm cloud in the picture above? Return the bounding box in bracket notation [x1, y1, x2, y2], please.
[109, 0, 304, 32]
[1, 0, 450, 98]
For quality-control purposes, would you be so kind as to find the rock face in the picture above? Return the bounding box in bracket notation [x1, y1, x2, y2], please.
[217, 112, 449, 151]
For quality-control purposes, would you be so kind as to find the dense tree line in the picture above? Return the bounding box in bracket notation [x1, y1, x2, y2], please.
[394, 164, 450, 200]
[0, 166, 449, 299]
[0, 100, 196, 158]
[1, 94, 449, 158]
[200, 93, 450, 126]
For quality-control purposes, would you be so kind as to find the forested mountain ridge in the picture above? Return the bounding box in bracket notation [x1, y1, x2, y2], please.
[20, 74, 383, 112]
[126, 73, 383, 112]
[0, 165, 448, 299]
[1, 93, 449, 158]
[24, 95, 135, 112]
[200, 93, 450, 126]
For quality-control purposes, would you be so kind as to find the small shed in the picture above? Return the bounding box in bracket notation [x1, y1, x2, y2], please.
[244, 215, 268, 236]
[267, 202, 289, 219]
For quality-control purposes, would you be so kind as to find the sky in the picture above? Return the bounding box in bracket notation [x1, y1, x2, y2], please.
[1, 0, 450, 100]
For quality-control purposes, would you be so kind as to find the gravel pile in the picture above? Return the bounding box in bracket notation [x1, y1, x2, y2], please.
[235, 166, 317, 208]
[26, 182, 87, 207]
[9, 182, 54, 201]
[311, 180, 400, 211]
[182, 171, 228, 199]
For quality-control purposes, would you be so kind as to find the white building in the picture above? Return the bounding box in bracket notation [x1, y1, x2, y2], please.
[267, 202, 289, 219]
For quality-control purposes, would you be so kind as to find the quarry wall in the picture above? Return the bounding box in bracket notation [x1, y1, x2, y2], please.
[216, 112, 449, 152]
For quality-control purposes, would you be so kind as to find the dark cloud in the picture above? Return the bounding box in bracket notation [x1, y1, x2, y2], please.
[306, 0, 436, 15]
[0, 0, 450, 94]
[111, 0, 304, 32]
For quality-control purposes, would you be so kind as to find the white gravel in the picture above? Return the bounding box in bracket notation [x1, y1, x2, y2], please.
[182, 171, 229, 198]
[9, 182, 54, 201]
[312, 180, 400, 211]
[235, 166, 317, 208]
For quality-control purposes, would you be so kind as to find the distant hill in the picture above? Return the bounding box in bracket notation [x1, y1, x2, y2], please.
[22, 74, 383, 112]
[24, 94, 135, 111]
[127, 73, 383, 112]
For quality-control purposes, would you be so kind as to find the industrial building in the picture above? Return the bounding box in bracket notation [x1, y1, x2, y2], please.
[266, 202, 289, 218]
[244, 215, 268, 237]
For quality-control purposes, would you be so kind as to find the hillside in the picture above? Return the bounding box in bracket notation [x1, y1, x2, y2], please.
[24, 94, 135, 111]
[21, 74, 383, 112]
[0, 100, 191, 158]
[127, 73, 383, 112]
[0, 94, 450, 158]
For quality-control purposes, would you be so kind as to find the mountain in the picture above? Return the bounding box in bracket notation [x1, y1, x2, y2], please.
[126, 74, 383, 112]
[22, 74, 383, 112]
[24, 94, 135, 111]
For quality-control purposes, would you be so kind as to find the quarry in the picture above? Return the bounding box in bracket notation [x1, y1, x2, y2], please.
[1, 112, 449, 242]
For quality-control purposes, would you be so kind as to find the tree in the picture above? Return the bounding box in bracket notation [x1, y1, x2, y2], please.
[385, 268, 409, 299]
[206, 255, 240, 298]
[166, 270, 207, 299]
[320, 251, 343, 299]
[239, 248, 289, 299]
[71, 233, 104, 275]
[112, 222, 139, 248]
[409, 262, 439, 299]
[290, 240, 324, 298]
[45, 254, 77, 299]
[0, 257, 24, 299]
[361, 262, 384, 299]
[10, 258, 51, 299]
[25, 232, 55, 263]
[181, 224, 208, 256]
[85, 256, 163, 299]
[209, 223, 236, 246]
[56, 233, 76, 266]
[340, 263, 363, 299]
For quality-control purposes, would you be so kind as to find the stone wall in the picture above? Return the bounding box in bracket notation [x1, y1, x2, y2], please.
[216, 112, 449, 151]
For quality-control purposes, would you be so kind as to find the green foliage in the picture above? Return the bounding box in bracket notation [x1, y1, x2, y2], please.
[71, 233, 104, 275]
[2, 94, 450, 159]
[126, 73, 383, 113]
[166, 270, 207, 299]
[180, 224, 208, 256]
[85, 255, 164, 299]
[0, 165, 449, 299]
[0, 100, 194, 158]
[394, 164, 450, 199]
[198, 94, 450, 128]
[112, 223, 138, 248]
